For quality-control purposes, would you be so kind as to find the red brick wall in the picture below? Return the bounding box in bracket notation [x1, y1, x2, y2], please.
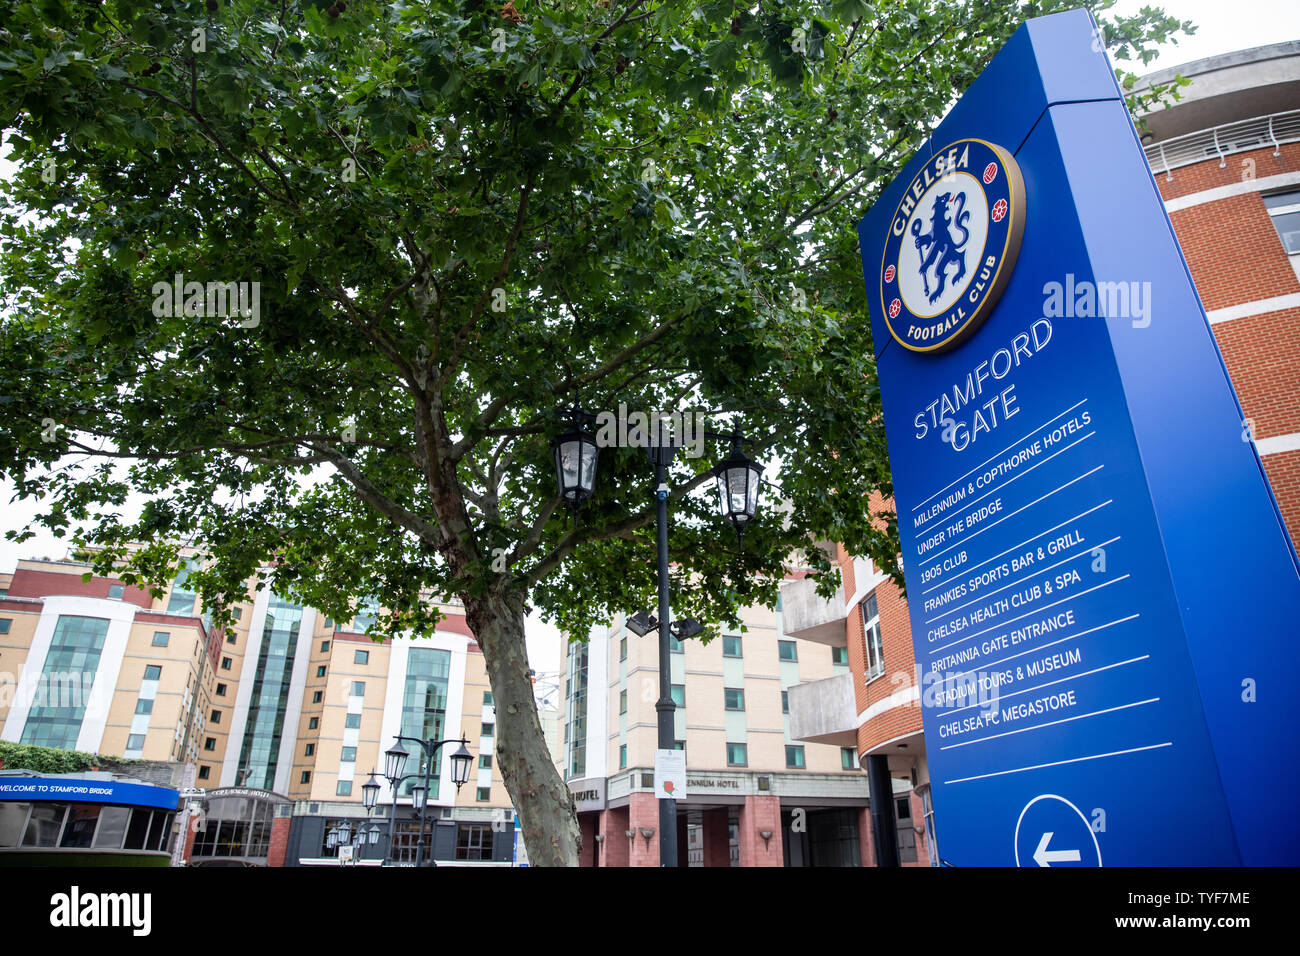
[1169, 195, 1300, 310]
[598, 806, 629, 867]
[1157, 148, 1300, 551]
[5, 568, 152, 608]
[1155, 142, 1300, 202]
[736, 795, 783, 867]
[267, 816, 291, 867]
[1263, 449, 1300, 551]
[627, 793, 659, 867]
[1211, 307, 1300, 440]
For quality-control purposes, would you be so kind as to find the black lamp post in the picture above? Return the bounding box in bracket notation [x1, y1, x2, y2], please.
[551, 411, 765, 867]
[379, 735, 474, 867]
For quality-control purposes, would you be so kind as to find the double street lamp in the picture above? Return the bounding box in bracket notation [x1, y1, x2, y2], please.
[551, 408, 765, 867]
[363, 735, 474, 867]
[326, 817, 382, 865]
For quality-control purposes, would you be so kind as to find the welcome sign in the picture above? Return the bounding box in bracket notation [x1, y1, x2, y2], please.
[857, 9, 1300, 865]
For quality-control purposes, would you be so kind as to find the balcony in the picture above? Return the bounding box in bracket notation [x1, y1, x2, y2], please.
[779, 575, 847, 646]
[787, 673, 857, 748]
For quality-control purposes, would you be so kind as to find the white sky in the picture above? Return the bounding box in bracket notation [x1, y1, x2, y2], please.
[2, 0, 1294, 674]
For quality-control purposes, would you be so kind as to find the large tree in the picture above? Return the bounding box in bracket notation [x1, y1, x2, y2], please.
[0, 0, 1187, 864]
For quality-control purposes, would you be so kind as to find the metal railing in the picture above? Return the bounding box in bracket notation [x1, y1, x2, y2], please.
[1144, 109, 1300, 178]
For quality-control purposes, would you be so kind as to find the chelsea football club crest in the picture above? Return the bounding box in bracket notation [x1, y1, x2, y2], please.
[879, 138, 1026, 353]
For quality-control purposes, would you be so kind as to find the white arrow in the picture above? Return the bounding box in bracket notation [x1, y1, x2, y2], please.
[1033, 831, 1081, 867]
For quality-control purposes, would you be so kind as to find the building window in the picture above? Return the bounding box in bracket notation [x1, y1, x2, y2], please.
[232, 607, 242, 621]
[135, 699, 153, 715]
[305, 743, 315, 756]
[341, 746, 356, 762]
[786, 745, 806, 769]
[316, 665, 327, 678]
[483, 692, 494, 707]
[312, 691, 322, 704]
[152, 631, 169, 647]
[722, 635, 742, 657]
[351, 681, 365, 697]
[782, 690, 789, 714]
[456, 823, 492, 860]
[862, 594, 884, 681]
[0, 619, 10, 635]
[726, 743, 747, 767]
[221, 656, 232, 670]
[225, 633, 237, 645]
[166, 563, 199, 616]
[354, 649, 369, 665]
[321, 640, 330, 652]
[309, 717, 319, 730]
[337, 781, 352, 796]
[204, 737, 216, 751]
[832, 645, 849, 665]
[724, 688, 745, 711]
[669, 634, 684, 654]
[778, 640, 797, 662]
[198, 765, 210, 780]
[211, 710, 221, 723]
[564, 639, 589, 780]
[842, 747, 857, 770]
[670, 684, 685, 707]
[345, 713, 361, 729]
[479, 755, 492, 769]
[673, 740, 685, 751]
[126, 734, 145, 750]
[619, 689, 627, 714]
[300, 771, 311, 784]
[481, 722, 495, 737]
[143, 664, 162, 681]
[620, 636, 627, 660]
[215, 683, 227, 696]
[108, 584, 125, 599]
[1265, 189, 1300, 257]
[619, 744, 627, 768]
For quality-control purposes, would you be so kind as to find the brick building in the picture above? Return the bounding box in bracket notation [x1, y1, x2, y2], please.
[785, 41, 1300, 866]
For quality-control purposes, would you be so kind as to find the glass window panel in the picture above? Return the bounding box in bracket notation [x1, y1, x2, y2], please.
[22, 805, 67, 847]
[123, 808, 151, 849]
[59, 805, 101, 848]
[93, 807, 131, 849]
[0, 803, 31, 847]
[19, 615, 109, 748]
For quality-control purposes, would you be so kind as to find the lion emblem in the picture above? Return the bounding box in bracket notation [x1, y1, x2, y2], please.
[911, 191, 971, 304]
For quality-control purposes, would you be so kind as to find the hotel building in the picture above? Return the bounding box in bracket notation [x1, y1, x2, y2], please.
[0, 553, 522, 865]
[557, 589, 930, 867]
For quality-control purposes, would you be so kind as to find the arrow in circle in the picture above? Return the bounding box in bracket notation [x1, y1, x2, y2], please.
[1033, 831, 1081, 867]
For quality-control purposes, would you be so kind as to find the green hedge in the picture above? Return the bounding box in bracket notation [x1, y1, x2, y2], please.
[0, 742, 139, 775]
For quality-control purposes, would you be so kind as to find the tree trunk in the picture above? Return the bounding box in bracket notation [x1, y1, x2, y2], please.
[465, 589, 580, 866]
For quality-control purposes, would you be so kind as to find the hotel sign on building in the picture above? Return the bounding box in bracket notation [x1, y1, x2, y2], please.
[568, 778, 607, 813]
[858, 9, 1300, 865]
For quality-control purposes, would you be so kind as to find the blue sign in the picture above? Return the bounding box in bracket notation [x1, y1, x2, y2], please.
[0, 777, 180, 811]
[857, 9, 1300, 866]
